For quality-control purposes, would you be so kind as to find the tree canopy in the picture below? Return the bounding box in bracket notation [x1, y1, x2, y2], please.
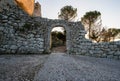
[81, 10, 101, 39]
[58, 5, 77, 21]
[91, 28, 120, 42]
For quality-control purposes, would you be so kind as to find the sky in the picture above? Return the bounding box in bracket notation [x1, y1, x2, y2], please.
[52, 27, 65, 32]
[36, 0, 120, 29]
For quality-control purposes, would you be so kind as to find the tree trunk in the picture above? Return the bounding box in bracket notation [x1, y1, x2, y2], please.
[89, 22, 91, 39]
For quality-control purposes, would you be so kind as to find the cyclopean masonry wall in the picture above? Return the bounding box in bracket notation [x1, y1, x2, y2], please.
[71, 30, 120, 60]
[0, 5, 44, 54]
[0, 4, 81, 54]
[0, 2, 120, 59]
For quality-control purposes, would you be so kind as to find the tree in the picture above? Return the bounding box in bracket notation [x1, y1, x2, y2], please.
[89, 30, 101, 42]
[107, 28, 120, 41]
[51, 31, 58, 43]
[51, 31, 66, 47]
[81, 11, 101, 39]
[97, 28, 120, 42]
[58, 5, 77, 21]
[98, 28, 111, 42]
[57, 32, 66, 44]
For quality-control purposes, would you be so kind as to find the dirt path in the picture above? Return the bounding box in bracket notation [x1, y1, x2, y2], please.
[52, 46, 66, 53]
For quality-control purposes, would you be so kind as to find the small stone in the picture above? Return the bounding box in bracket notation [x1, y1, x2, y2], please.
[10, 45, 18, 50]
[2, 20, 8, 23]
[13, 23, 18, 26]
[0, 27, 4, 31]
[28, 34, 34, 38]
[8, 21, 12, 24]
[3, 15, 8, 19]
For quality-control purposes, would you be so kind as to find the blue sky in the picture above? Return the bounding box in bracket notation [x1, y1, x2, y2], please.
[36, 0, 120, 28]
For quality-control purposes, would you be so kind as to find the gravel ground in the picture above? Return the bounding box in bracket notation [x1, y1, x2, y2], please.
[0, 53, 120, 81]
[0, 55, 49, 81]
[34, 53, 120, 81]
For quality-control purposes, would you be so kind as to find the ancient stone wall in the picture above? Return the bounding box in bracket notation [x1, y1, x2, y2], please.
[0, 1, 120, 60]
[0, 5, 44, 54]
[71, 29, 120, 60]
[0, 0, 15, 12]
[0, 4, 80, 54]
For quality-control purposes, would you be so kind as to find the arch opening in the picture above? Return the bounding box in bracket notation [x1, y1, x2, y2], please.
[50, 27, 66, 53]
[46, 23, 70, 54]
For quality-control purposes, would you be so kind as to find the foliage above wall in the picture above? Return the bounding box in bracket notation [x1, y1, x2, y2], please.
[58, 5, 77, 21]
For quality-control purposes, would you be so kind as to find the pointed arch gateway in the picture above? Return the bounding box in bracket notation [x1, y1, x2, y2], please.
[46, 23, 71, 54]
